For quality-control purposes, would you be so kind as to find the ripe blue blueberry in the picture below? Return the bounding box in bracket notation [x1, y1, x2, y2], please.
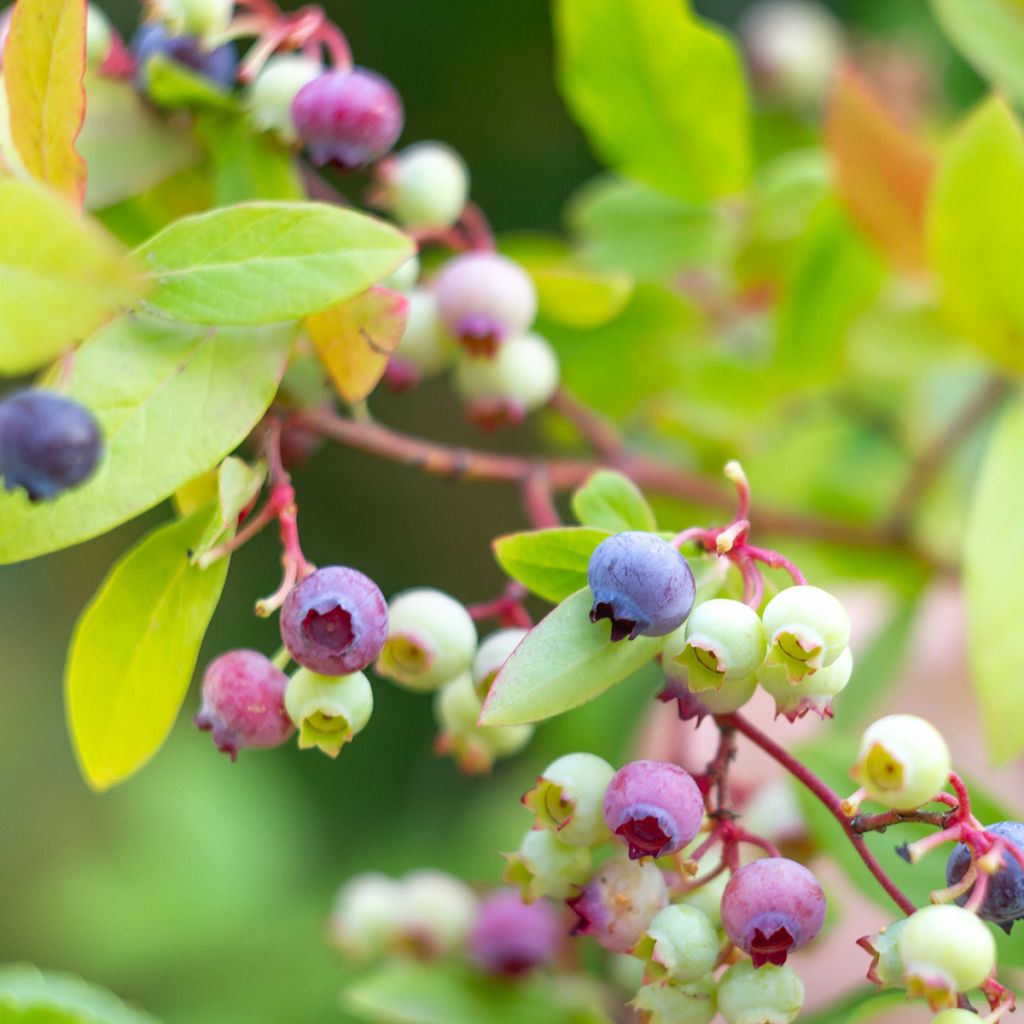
[946, 821, 1024, 933]
[291, 67, 404, 170]
[194, 649, 294, 760]
[588, 532, 696, 642]
[468, 889, 562, 976]
[720, 858, 826, 967]
[0, 390, 102, 502]
[279, 566, 388, 676]
[132, 23, 237, 91]
[602, 760, 704, 860]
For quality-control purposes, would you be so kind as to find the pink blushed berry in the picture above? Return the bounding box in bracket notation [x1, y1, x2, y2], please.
[602, 760, 704, 860]
[469, 889, 562, 976]
[194, 649, 294, 760]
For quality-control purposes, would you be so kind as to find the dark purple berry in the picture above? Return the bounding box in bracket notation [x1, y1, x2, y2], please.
[468, 890, 562, 976]
[132, 23, 238, 92]
[721, 858, 826, 967]
[280, 566, 388, 676]
[291, 67, 404, 170]
[947, 821, 1024, 934]
[0, 390, 102, 502]
[587, 532, 695, 642]
[602, 760, 704, 860]
[195, 649, 294, 760]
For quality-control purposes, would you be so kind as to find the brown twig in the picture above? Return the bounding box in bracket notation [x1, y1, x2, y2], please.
[851, 808, 957, 835]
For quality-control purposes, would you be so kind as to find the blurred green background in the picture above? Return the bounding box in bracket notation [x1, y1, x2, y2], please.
[0, 2, 987, 1023]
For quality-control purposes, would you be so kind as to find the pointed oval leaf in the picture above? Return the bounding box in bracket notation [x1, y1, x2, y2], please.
[189, 455, 268, 562]
[135, 201, 414, 325]
[0, 965, 159, 1024]
[494, 527, 611, 603]
[480, 587, 661, 725]
[66, 508, 231, 791]
[572, 470, 657, 532]
[0, 316, 294, 564]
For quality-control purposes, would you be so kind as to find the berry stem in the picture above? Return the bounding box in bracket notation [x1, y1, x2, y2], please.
[719, 712, 919, 917]
[851, 808, 956, 834]
[549, 387, 625, 461]
[520, 469, 562, 528]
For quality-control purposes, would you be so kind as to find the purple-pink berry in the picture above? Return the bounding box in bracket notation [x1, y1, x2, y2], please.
[602, 760, 704, 860]
[194, 649, 294, 760]
[280, 566, 388, 676]
[469, 890, 562, 976]
[721, 857, 826, 967]
[291, 67, 404, 170]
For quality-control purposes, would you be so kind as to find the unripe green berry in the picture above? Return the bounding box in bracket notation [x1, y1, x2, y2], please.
[376, 588, 477, 691]
[522, 752, 615, 847]
[473, 627, 528, 700]
[391, 288, 452, 379]
[504, 826, 592, 902]
[480, 718, 533, 759]
[284, 668, 373, 757]
[681, 868, 730, 929]
[663, 599, 767, 692]
[384, 254, 421, 295]
[851, 714, 951, 811]
[717, 961, 805, 1024]
[859, 918, 907, 989]
[661, 672, 758, 722]
[329, 873, 404, 959]
[759, 646, 853, 722]
[397, 870, 478, 958]
[86, 5, 113, 65]
[161, 0, 234, 38]
[932, 1012, 984, 1024]
[762, 585, 850, 682]
[381, 141, 470, 231]
[898, 905, 995, 1009]
[634, 904, 719, 983]
[633, 976, 717, 1024]
[248, 53, 322, 142]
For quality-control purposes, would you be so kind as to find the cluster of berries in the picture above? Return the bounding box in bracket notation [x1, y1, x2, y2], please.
[196, 566, 531, 770]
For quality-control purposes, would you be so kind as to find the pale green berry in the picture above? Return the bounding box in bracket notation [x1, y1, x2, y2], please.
[759, 646, 853, 722]
[86, 5, 113, 65]
[762, 585, 850, 682]
[473, 627, 528, 699]
[504, 827, 592, 902]
[161, 0, 234, 38]
[384, 254, 421, 295]
[376, 588, 477, 691]
[859, 918, 907, 989]
[392, 288, 452, 378]
[681, 870, 730, 929]
[932, 1012, 985, 1024]
[717, 961, 805, 1024]
[633, 976, 717, 1024]
[397, 870, 478, 957]
[608, 952, 646, 992]
[851, 714, 951, 811]
[480, 719, 533, 759]
[383, 141, 470, 231]
[662, 671, 757, 722]
[328, 873, 404, 959]
[899, 905, 995, 1009]
[634, 904, 719, 983]
[664, 599, 767, 692]
[247, 53, 322, 142]
[522, 752, 615, 847]
[284, 669, 373, 757]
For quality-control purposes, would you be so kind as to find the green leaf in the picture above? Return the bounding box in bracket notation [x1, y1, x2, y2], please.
[0, 177, 145, 374]
[66, 508, 231, 791]
[494, 527, 611, 603]
[135, 201, 414, 325]
[190, 455, 267, 562]
[554, 0, 750, 203]
[964, 394, 1024, 763]
[928, 97, 1024, 370]
[0, 316, 294, 565]
[480, 587, 661, 725]
[930, 0, 1024, 106]
[0, 965, 159, 1024]
[531, 265, 633, 328]
[572, 470, 657, 532]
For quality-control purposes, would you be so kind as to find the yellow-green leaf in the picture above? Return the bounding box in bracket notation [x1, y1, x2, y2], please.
[0, 177, 144, 374]
[572, 470, 657, 532]
[4, 0, 87, 204]
[190, 455, 267, 562]
[928, 97, 1024, 371]
[306, 285, 409, 403]
[66, 508, 231, 791]
[494, 527, 612, 603]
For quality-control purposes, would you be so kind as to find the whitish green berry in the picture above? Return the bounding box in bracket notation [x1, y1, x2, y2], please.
[376, 587, 477, 691]
[86, 5, 113, 64]
[473, 627, 528, 699]
[391, 288, 452, 379]
[522, 752, 615, 847]
[759, 646, 853, 722]
[681, 869, 729, 928]
[634, 904, 719, 983]
[384, 254, 421, 295]
[504, 827, 592, 902]
[717, 961, 805, 1024]
[851, 715, 951, 811]
[859, 918, 907, 989]
[932, 1012, 985, 1024]
[660, 672, 758, 723]
[382, 141, 470, 231]
[664, 598, 767, 692]
[284, 668, 373, 757]
[633, 976, 717, 1024]
[161, 0, 234, 38]
[762, 585, 850, 682]
[899, 905, 995, 1009]
[248, 53, 322, 142]
[329, 873, 403, 959]
[397, 870, 478, 957]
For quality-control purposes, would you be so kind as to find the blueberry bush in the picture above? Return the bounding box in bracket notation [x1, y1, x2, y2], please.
[2, 0, 1024, 1022]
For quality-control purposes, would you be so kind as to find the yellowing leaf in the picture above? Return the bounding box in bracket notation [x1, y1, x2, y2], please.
[65, 508, 231, 791]
[826, 68, 934, 269]
[0, 177, 144, 375]
[307, 285, 409, 403]
[4, 0, 87, 204]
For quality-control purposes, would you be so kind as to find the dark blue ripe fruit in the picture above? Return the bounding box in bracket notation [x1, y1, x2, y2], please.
[0, 390, 102, 502]
[132, 23, 238, 91]
[587, 532, 696, 642]
[947, 821, 1024, 933]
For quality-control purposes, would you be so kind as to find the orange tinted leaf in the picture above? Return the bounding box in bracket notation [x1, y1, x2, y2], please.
[826, 67, 933, 269]
[307, 286, 409, 403]
[4, 0, 87, 204]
